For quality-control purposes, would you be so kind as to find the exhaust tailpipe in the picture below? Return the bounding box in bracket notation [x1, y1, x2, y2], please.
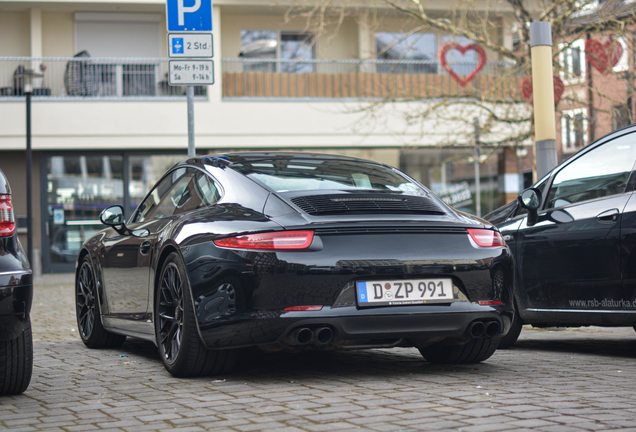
[315, 327, 333, 345]
[486, 321, 501, 338]
[286, 327, 313, 345]
[468, 321, 486, 338]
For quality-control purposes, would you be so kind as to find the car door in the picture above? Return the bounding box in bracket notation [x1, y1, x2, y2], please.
[515, 132, 636, 315]
[102, 167, 194, 316]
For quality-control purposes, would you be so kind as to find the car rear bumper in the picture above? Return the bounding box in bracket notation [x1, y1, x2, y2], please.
[198, 302, 513, 350]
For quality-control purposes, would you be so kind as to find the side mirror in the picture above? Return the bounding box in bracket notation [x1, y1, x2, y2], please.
[100, 205, 125, 227]
[517, 188, 542, 226]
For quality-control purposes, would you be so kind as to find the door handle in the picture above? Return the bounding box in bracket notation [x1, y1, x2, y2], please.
[596, 208, 619, 224]
[139, 241, 151, 255]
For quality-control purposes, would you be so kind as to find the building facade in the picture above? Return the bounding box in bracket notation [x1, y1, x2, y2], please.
[0, 0, 552, 273]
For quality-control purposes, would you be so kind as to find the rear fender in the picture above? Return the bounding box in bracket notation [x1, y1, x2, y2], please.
[176, 239, 255, 340]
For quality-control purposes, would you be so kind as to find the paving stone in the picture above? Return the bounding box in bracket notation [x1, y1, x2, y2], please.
[3, 276, 636, 432]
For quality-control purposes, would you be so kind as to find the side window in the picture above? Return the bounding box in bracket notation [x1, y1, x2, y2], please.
[173, 170, 221, 216]
[546, 133, 636, 209]
[133, 168, 193, 223]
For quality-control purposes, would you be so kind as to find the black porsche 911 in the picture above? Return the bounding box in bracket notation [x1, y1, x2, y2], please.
[75, 153, 514, 377]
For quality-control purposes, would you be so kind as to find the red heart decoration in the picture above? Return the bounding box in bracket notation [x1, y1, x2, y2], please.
[521, 75, 565, 105]
[585, 37, 623, 75]
[520, 75, 565, 106]
[438, 42, 487, 87]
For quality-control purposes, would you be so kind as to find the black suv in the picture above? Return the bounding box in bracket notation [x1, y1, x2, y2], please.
[0, 168, 33, 395]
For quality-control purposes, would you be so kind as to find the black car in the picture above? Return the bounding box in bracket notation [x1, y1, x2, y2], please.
[0, 169, 33, 395]
[485, 125, 636, 348]
[76, 153, 513, 377]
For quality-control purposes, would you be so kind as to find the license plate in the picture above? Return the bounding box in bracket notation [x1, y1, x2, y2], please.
[356, 278, 454, 306]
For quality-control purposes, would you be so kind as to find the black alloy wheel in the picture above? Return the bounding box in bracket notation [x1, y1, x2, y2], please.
[77, 260, 96, 339]
[157, 261, 185, 364]
[76, 257, 126, 349]
[155, 252, 237, 377]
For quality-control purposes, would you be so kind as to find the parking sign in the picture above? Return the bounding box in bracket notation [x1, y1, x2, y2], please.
[166, 0, 213, 32]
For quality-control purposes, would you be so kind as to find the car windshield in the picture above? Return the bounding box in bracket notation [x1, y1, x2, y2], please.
[231, 157, 429, 196]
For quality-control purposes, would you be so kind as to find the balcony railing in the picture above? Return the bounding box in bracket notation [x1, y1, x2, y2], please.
[0, 57, 206, 100]
[222, 58, 523, 100]
[0, 57, 523, 101]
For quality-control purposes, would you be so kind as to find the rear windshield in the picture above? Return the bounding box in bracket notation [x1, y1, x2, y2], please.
[232, 158, 429, 197]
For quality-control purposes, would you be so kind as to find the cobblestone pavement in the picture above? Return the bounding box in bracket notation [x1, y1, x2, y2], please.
[2, 276, 636, 431]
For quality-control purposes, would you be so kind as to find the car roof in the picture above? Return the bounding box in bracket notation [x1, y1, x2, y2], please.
[198, 152, 388, 167]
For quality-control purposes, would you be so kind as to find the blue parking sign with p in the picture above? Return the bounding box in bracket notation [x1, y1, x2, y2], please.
[166, 0, 213, 32]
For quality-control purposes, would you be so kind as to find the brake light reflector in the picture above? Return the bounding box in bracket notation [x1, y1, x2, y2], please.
[283, 306, 323, 311]
[0, 195, 15, 237]
[478, 300, 504, 305]
[214, 230, 314, 250]
[467, 228, 505, 248]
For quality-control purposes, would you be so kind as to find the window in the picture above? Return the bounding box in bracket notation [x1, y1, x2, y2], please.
[613, 37, 628, 73]
[558, 39, 586, 85]
[173, 171, 221, 216]
[561, 108, 589, 153]
[240, 30, 314, 73]
[280, 33, 314, 73]
[73, 13, 161, 97]
[613, 101, 632, 131]
[232, 157, 429, 197]
[375, 32, 437, 74]
[546, 132, 636, 209]
[133, 168, 193, 223]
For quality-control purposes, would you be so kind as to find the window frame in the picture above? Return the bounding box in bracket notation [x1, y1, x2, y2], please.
[558, 39, 586, 85]
[545, 131, 636, 210]
[561, 108, 589, 154]
[130, 166, 223, 224]
[240, 29, 316, 73]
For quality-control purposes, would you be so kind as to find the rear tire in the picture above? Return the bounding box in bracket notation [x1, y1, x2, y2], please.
[0, 318, 33, 395]
[498, 309, 523, 349]
[419, 337, 500, 364]
[155, 252, 236, 377]
[76, 256, 126, 349]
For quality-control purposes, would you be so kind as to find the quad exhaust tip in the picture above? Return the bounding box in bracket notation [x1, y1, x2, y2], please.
[468, 320, 501, 339]
[486, 321, 501, 337]
[468, 321, 486, 338]
[286, 326, 335, 346]
[288, 327, 313, 345]
[315, 327, 333, 345]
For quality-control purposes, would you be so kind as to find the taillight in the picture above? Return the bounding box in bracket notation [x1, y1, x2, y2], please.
[467, 228, 504, 248]
[283, 306, 323, 311]
[0, 194, 16, 237]
[214, 230, 314, 250]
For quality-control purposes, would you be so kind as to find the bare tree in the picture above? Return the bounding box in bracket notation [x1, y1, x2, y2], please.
[279, 0, 636, 150]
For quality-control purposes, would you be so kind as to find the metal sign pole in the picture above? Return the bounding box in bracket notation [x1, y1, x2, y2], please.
[26, 89, 33, 267]
[187, 86, 195, 158]
[473, 117, 481, 218]
[166, 0, 214, 158]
